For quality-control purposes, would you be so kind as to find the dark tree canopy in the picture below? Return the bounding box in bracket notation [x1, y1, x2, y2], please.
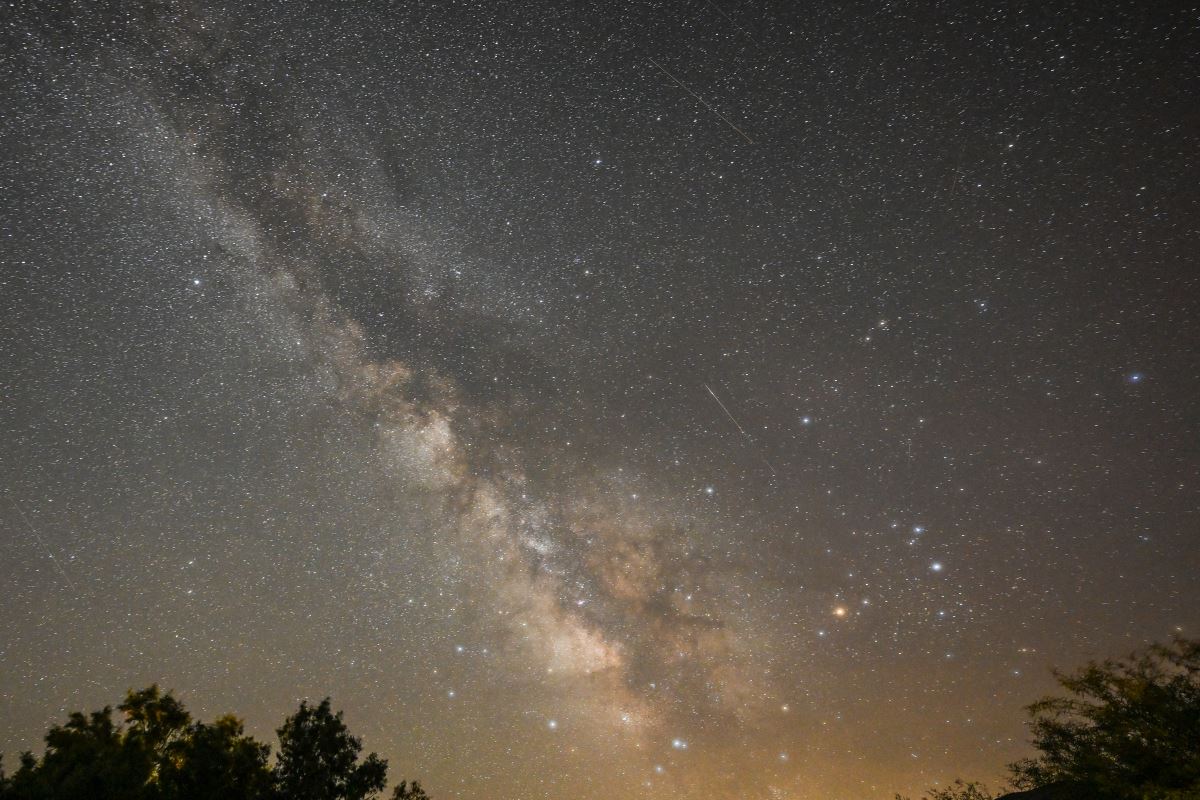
[1009, 638, 1200, 800]
[896, 780, 996, 800]
[274, 698, 388, 800]
[5, 706, 146, 800]
[158, 715, 273, 800]
[391, 780, 431, 800]
[0, 687, 415, 800]
[900, 639, 1200, 800]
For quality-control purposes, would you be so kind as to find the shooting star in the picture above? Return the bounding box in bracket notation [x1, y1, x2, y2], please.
[704, 0, 737, 26]
[704, 383, 778, 477]
[7, 495, 78, 593]
[647, 57, 754, 144]
[702, 0, 760, 45]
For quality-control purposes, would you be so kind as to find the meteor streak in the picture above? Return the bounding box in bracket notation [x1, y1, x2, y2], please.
[7, 495, 77, 593]
[647, 57, 754, 144]
[704, 383, 778, 477]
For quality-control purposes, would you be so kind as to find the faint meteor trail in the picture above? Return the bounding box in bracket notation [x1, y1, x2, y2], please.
[704, 383, 778, 477]
[7, 495, 78, 593]
[647, 57, 754, 144]
[702, 0, 760, 45]
[704, 0, 736, 26]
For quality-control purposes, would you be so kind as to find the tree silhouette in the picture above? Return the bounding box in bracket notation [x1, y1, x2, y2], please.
[119, 684, 193, 796]
[0, 688, 415, 800]
[274, 698, 388, 800]
[896, 779, 996, 800]
[3, 704, 147, 800]
[1009, 638, 1200, 799]
[158, 715, 273, 800]
[391, 780, 431, 800]
[899, 638, 1200, 800]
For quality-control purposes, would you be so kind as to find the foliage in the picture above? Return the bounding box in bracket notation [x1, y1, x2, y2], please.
[391, 780, 431, 800]
[0, 687, 415, 800]
[159, 715, 273, 800]
[1008, 638, 1200, 800]
[896, 638, 1200, 800]
[895, 778, 995, 800]
[5, 705, 148, 800]
[274, 698, 388, 800]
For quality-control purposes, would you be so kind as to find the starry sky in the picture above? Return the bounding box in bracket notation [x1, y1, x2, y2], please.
[2, 2, 1198, 798]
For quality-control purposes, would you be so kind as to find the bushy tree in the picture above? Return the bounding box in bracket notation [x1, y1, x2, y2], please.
[158, 715, 273, 800]
[4, 705, 147, 800]
[0, 687, 415, 800]
[896, 778, 995, 800]
[274, 698, 388, 800]
[898, 639, 1200, 800]
[1008, 638, 1200, 799]
[391, 779, 431, 800]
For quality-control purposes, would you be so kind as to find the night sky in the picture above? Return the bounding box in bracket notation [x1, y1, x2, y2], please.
[2, 2, 1198, 798]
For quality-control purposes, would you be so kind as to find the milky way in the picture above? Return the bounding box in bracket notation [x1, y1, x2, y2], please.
[2, 3, 1198, 799]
